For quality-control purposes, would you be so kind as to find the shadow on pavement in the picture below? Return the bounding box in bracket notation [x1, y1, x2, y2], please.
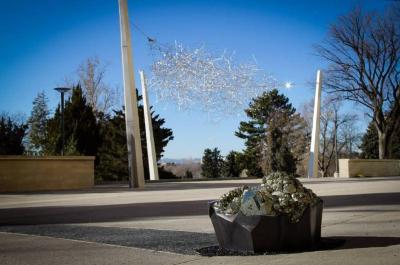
[0, 200, 211, 225]
[4, 176, 399, 195]
[0, 192, 399, 226]
[1, 181, 258, 195]
[197, 236, 400, 256]
[1, 224, 398, 256]
[0, 225, 217, 255]
[337, 236, 400, 250]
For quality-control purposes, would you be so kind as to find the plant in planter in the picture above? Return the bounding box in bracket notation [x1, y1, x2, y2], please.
[209, 172, 323, 253]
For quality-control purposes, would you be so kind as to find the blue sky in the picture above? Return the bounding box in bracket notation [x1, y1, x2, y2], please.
[0, 0, 389, 159]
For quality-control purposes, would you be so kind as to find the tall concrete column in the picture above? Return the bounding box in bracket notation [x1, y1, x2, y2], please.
[118, 0, 145, 188]
[307, 70, 322, 178]
[139, 70, 159, 181]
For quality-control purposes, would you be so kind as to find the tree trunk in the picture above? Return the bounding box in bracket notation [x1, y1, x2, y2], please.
[377, 131, 389, 159]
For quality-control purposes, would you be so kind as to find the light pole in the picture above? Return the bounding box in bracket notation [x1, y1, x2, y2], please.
[54, 87, 71, 156]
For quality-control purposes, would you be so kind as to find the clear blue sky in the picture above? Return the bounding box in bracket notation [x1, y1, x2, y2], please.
[0, 0, 389, 159]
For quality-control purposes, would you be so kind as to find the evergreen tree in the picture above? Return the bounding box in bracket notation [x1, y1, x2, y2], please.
[393, 133, 400, 159]
[65, 86, 100, 155]
[222, 151, 241, 178]
[43, 106, 61, 155]
[267, 126, 297, 174]
[137, 92, 174, 180]
[201, 147, 224, 178]
[184, 170, 193, 179]
[96, 99, 174, 181]
[360, 122, 379, 159]
[236, 89, 304, 175]
[236, 149, 264, 177]
[64, 134, 80, 156]
[44, 85, 100, 156]
[27, 91, 49, 154]
[360, 121, 400, 159]
[0, 116, 27, 155]
[96, 110, 129, 180]
[43, 85, 174, 181]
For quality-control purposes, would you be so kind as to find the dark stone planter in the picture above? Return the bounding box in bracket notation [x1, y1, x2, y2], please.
[209, 200, 323, 253]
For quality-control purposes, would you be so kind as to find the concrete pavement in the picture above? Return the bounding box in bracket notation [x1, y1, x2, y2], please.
[1, 177, 400, 264]
[1, 232, 399, 265]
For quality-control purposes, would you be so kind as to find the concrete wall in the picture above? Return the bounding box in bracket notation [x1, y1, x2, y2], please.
[0, 156, 95, 192]
[339, 159, 400, 178]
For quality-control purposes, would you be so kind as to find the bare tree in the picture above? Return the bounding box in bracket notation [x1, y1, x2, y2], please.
[77, 57, 119, 114]
[301, 98, 359, 177]
[316, 5, 400, 158]
[340, 121, 362, 158]
[320, 99, 358, 177]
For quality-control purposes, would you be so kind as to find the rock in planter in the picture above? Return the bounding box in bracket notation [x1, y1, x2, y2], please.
[209, 172, 323, 253]
[209, 200, 323, 253]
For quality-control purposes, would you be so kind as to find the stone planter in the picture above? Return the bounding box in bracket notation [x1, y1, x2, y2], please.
[209, 200, 323, 253]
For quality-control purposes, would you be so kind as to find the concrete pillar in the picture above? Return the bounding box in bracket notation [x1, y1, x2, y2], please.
[118, 0, 145, 188]
[307, 70, 322, 178]
[139, 70, 159, 181]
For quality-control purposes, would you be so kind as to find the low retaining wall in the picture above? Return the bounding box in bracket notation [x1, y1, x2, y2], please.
[0, 156, 95, 192]
[339, 159, 400, 178]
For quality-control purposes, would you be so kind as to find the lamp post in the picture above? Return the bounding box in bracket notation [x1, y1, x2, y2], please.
[54, 87, 71, 156]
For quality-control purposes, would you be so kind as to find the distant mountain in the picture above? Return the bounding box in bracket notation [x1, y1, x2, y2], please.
[160, 158, 201, 164]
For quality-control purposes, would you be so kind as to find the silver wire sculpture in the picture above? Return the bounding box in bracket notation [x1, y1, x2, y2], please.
[148, 41, 278, 117]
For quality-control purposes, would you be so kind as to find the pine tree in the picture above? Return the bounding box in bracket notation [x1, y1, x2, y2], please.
[0, 116, 27, 155]
[27, 91, 49, 155]
[43, 105, 61, 155]
[64, 134, 80, 156]
[360, 121, 400, 159]
[237, 149, 264, 177]
[96, 110, 129, 181]
[44, 85, 99, 156]
[236, 89, 305, 175]
[96, 102, 174, 181]
[137, 92, 174, 180]
[360, 122, 379, 159]
[267, 125, 297, 174]
[184, 170, 193, 179]
[43, 85, 174, 181]
[66, 86, 100, 155]
[222, 151, 241, 178]
[201, 147, 224, 178]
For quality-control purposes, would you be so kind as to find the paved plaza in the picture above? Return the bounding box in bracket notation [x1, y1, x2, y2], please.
[1, 177, 400, 265]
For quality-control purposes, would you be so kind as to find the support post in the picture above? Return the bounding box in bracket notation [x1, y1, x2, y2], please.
[60, 92, 65, 156]
[334, 108, 339, 178]
[140, 70, 159, 181]
[54, 87, 71, 156]
[118, 0, 145, 188]
[307, 70, 322, 178]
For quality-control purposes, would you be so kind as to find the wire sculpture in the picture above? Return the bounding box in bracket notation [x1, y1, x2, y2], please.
[148, 41, 278, 117]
